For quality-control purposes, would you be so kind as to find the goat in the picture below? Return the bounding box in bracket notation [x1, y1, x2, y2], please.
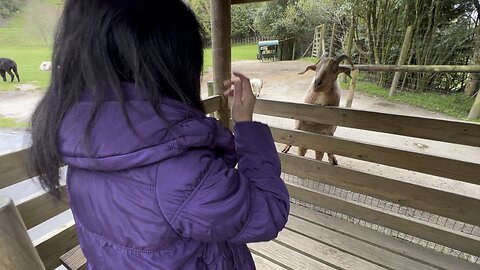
[39, 61, 52, 71]
[281, 53, 354, 165]
[250, 78, 264, 97]
[0, 58, 20, 82]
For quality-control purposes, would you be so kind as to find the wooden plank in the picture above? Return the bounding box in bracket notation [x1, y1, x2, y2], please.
[271, 127, 480, 185]
[17, 186, 69, 229]
[286, 216, 437, 270]
[252, 253, 287, 270]
[0, 149, 33, 189]
[290, 204, 480, 270]
[202, 95, 221, 114]
[0, 196, 45, 270]
[60, 245, 87, 270]
[275, 229, 386, 270]
[249, 240, 336, 270]
[36, 224, 78, 270]
[280, 153, 480, 227]
[254, 99, 480, 147]
[340, 64, 480, 73]
[287, 183, 480, 257]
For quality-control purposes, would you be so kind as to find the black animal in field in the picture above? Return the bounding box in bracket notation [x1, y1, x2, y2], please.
[0, 58, 20, 82]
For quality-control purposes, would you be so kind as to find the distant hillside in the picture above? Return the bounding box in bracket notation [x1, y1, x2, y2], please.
[0, 0, 62, 47]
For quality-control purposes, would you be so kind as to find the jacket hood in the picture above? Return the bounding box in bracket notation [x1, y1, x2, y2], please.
[58, 83, 236, 171]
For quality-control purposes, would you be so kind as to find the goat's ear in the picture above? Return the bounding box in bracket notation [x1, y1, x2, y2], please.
[338, 66, 352, 78]
[298, 65, 317, 75]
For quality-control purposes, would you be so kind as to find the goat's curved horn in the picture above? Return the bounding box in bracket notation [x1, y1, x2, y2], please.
[312, 52, 328, 65]
[335, 54, 354, 67]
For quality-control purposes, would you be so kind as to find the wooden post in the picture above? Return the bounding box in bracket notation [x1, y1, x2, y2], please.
[345, 69, 359, 108]
[210, 0, 231, 127]
[320, 25, 326, 56]
[207, 81, 214, 97]
[207, 81, 214, 117]
[341, 24, 355, 83]
[468, 91, 480, 119]
[465, 26, 480, 97]
[389, 25, 413, 96]
[0, 195, 45, 270]
[292, 40, 296, 60]
[328, 22, 336, 56]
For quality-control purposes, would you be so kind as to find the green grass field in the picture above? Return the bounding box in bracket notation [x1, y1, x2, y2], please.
[0, 116, 28, 129]
[0, 45, 258, 92]
[0, 47, 52, 91]
[338, 76, 477, 121]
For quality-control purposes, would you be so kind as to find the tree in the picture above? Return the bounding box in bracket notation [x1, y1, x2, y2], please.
[0, 0, 25, 21]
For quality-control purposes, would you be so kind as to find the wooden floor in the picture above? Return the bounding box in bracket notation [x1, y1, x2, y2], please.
[249, 204, 479, 270]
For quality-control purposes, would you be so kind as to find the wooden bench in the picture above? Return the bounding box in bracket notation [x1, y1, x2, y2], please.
[1, 95, 480, 269]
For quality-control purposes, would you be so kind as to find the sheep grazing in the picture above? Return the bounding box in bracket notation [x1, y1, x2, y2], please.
[282, 53, 354, 165]
[39, 61, 52, 71]
[250, 78, 264, 97]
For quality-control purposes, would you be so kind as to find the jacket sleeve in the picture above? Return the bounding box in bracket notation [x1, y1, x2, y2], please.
[156, 122, 290, 243]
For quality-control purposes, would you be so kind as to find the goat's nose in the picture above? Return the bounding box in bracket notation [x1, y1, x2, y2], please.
[315, 80, 322, 85]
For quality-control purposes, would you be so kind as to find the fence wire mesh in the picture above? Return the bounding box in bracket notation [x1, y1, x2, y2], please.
[282, 172, 480, 265]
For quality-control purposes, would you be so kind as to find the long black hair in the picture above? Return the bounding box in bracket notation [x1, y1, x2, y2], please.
[29, 0, 205, 192]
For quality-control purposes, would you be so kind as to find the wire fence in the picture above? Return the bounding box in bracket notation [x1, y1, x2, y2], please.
[310, 23, 477, 93]
[282, 172, 480, 265]
[204, 36, 275, 48]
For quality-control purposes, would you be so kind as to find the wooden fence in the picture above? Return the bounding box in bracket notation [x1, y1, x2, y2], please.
[339, 64, 480, 120]
[1, 95, 480, 268]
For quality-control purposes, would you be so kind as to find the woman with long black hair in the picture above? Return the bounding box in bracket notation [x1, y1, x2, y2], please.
[29, 1, 289, 269]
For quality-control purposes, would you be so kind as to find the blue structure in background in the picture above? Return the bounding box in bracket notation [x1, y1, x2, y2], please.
[257, 40, 279, 62]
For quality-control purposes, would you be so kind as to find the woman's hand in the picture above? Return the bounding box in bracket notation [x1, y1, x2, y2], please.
[223, 71, 256, 123]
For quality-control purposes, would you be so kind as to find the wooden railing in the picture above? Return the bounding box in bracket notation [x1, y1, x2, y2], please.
[1, 95, 480, 268]
[252, 98, 480, 258]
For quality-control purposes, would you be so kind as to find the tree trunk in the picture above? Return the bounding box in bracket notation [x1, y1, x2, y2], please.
[465, 26, 480, 97]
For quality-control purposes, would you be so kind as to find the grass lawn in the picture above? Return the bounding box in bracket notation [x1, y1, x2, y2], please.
[204, 44, 257, 70]
[0, 116, 28, 129]
[0, 44, 259, 92]
[0, 47, 52, 91]
[338, 77, 477, 121]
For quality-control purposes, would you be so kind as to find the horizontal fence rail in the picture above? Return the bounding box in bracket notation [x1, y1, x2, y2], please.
[340, 64, 480, 73]
[0, 149, 32, 189]
[287, 183, 480, 257]
[280, 153, 480, 227]
[270, 126, 480, 184]
[254, 99, 480, 147]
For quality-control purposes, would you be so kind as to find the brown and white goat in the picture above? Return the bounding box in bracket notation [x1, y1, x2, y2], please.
[282, 53, 354, 165]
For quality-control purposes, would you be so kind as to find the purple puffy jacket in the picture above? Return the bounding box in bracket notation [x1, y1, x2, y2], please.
[58, 83, 290, 269]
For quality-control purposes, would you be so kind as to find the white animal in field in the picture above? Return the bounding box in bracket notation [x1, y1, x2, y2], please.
[250, 78, 264, 97]
[39, 61, 52, 71]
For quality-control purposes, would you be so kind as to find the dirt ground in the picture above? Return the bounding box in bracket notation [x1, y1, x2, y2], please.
[1, 60, 479, 199]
